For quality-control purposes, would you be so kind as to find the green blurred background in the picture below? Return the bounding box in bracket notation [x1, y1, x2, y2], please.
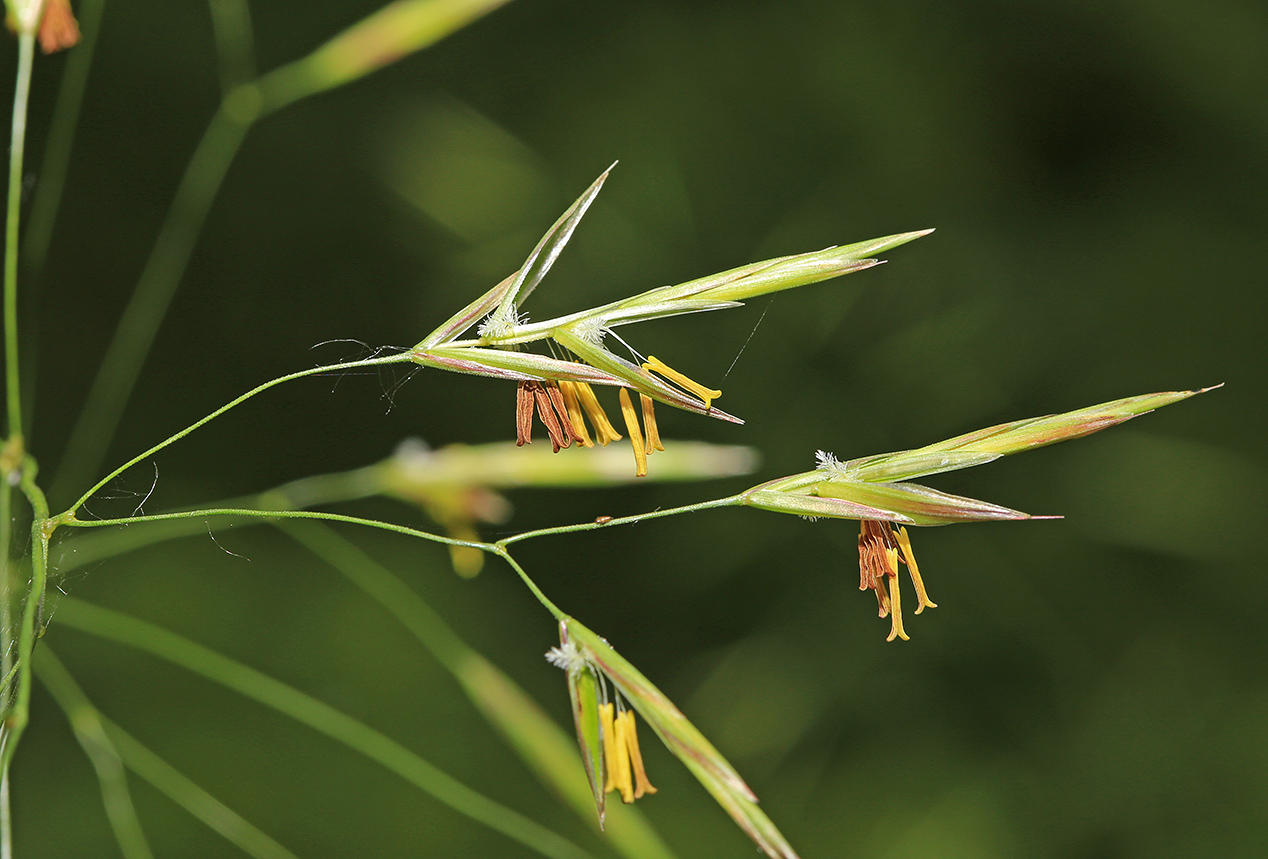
[4, 0, 1265, 856]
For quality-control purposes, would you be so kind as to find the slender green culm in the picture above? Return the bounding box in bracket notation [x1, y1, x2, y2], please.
[4, 33, 35, 441]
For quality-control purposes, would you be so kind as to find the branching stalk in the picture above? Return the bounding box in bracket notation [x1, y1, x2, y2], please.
[60, 352, 411, 518]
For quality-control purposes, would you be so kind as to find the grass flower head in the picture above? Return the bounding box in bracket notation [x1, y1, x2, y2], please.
[742, 387, 1216, 639]
[549, 617, 801, 858]
[412, 165, 930, 476]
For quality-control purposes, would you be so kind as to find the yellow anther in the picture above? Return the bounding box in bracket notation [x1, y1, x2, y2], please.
[600, 702, 621, 795]
[642, 355, 722, 410]
[620, 710, 657, 799]
[886, 573, 909, 642]
[611, 708, 635, 803]
[575, 382, 623, 446]
[557, 382, 594, 447]
[895, 525, 937, 613]
[639, 393, 665, 455]
[618, 388, 648, 477]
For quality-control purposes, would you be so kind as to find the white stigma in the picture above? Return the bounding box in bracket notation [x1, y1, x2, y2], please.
[815, 449, 850, 479]
[570, 316, 610, 345]
[545, 641, 589, 673]
[478, 306, 526, 340]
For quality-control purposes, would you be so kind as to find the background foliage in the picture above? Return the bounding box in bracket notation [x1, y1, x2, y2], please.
[4, 0, 1263, 856]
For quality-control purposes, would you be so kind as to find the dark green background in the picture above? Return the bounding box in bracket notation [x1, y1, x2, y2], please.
[5, 0, 1264, 856]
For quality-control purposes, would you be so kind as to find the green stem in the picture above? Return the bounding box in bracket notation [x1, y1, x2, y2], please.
[1, 765, 9, 859]
[0, 666, 14, 706]
[497, 494, 746, 547]
[0, 482, 13, 706]
[34, 647, 154, 859]
[5, 33, 35, 441]
[48, 102, 259, 503]
[62, 505, 480, 551]
[494, 548, 567, 621]
[55, 597, 596, 859]
[207, 0, 258, 95]
[0, 477, 12, 859]
[1, 460, 50, 775]
[60, 352, 411, 518]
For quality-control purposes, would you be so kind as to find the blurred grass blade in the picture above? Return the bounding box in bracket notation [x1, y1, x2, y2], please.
[48, 0, 513, 504]
[36, 646, 298, 859]
[34, 648, 155, 859]
[53, 597, 597, 859]
[46, 105, 254, 504]
[279, 520, 678, 859]
[101, 714, 299, 859]
[22, 0, 107, 280]
[257, 0, 516, 113]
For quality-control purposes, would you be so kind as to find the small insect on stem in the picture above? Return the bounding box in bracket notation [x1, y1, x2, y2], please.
[595, 516, 613, 524]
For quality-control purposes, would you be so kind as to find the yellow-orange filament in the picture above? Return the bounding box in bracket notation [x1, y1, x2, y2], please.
[642, 355, 722, 410]
[639, 393, 665, 456]
[618, 388, 648, 477]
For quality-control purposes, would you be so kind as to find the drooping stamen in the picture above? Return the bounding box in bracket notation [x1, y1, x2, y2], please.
[531, 382, 573, 452]
[884, 545, 908, 642]
[600, 702, 620, 796]
[557, 381, 594, 447]
[545, 381, 585, 445]
[619, 709, 657, 800]
[618, 388, 648, 477]
[575, 381, 623, 446]
[610, 707, 635, 803]
[515, 381, 535, 446]
[639, 393, 665, 456]
[642, 355, 722, 410]
[895, 525, 937, 614]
